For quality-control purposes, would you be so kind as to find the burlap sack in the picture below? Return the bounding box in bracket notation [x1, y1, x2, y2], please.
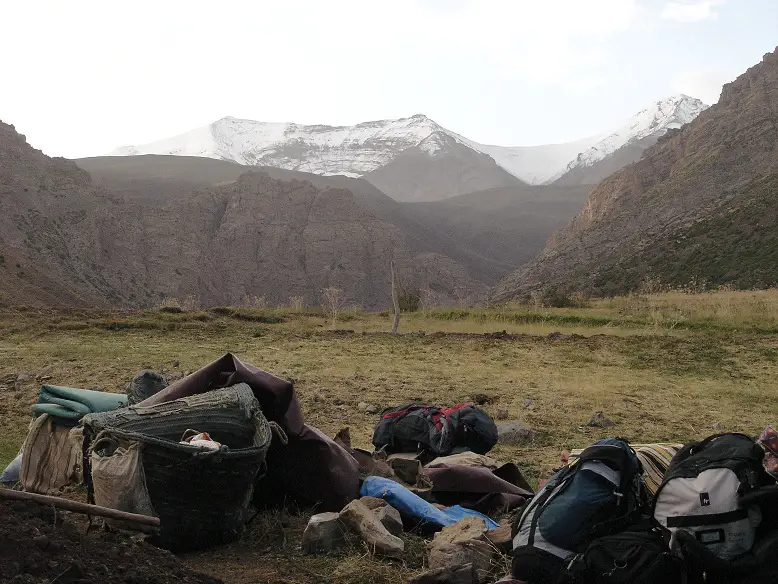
[19, 414, 83, 494]
[90, 435, 156, 529]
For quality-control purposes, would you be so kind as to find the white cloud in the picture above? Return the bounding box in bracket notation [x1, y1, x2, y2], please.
[661, 0, 726, 23]
[673, 69, 732, 104]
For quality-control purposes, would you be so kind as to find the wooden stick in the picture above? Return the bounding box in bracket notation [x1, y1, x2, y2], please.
[0, 488, 160, 527]
[391, 260, 401, 335]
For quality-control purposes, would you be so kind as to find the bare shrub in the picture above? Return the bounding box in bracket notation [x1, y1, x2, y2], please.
[242, 295, 268, 309]
[288, 296, 306, 312]
[321, 287, 345, 328]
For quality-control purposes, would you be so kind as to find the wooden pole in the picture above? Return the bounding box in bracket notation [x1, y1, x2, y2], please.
[0, 488, 161, 527]
[390, 260, 401, 335]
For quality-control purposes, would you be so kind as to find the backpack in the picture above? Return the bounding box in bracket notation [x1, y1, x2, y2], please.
[441, 404, 498, 455]
[372, 403, 497, 456]
[372, 404, 454, 455]
[653, 433, 770, 563]
[512, 439, 642, 583]
[567, 520, 684, 584]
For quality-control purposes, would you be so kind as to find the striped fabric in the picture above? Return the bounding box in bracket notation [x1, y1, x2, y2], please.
[569, 443, 682, 496]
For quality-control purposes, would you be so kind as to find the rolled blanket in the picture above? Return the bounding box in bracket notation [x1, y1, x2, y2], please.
[31, 385, 128, 420]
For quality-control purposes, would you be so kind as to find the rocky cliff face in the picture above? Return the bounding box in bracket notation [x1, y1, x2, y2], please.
[495, 47, 778, 299]
[1, 125, 489, 309]
[0, 122, 152, 307]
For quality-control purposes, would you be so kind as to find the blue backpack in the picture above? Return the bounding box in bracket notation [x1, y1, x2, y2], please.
[512, 439, 642, 583]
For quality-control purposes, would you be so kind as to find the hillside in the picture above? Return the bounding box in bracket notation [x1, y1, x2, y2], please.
[0, 122, 152, 308]
[2, 125, 500, 309]
[495, 47, 778, 300]
[406, 184, 592, 269]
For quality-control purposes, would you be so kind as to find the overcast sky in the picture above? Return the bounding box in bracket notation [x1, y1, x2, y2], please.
[2, 0, 776, 158]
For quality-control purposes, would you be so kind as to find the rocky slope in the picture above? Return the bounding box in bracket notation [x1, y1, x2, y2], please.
[0, 122, 152, 308]
[405, 184, 592, 269]
[109, 96, 706, 199]
[0, 128, 496, 309]
[495, 47, 778, 299]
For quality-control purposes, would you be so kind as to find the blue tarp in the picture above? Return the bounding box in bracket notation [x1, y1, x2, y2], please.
[360, 476, 499, 529]
[0, 453, 22, 485]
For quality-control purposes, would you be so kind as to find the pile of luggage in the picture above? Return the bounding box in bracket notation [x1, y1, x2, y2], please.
[511, 431, 778, 584]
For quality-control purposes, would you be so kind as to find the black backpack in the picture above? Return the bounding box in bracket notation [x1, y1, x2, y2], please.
[372, 403, 497, 456]
[568, 520, 684, 584]
[512, 439, 643, 583]
[372, 404, 454, 455]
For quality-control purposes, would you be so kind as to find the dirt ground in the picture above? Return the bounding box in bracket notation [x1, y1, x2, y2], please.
[0, 499, 222, 584]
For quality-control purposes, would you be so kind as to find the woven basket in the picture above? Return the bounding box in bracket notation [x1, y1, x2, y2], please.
[83, 384, 261, 448]
[85, 384, 273, 551]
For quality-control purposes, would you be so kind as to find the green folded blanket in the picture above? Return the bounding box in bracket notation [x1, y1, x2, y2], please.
[31, 385, 128, 420]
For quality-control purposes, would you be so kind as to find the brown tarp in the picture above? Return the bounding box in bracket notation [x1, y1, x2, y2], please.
[137, 353, 359, 511]
[423, 462, 534, 515]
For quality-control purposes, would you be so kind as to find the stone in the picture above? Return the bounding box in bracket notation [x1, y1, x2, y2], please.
[522, 398, 534, 409]
[428, 540, 493, 583]
[587, 411, 615, 428]
[434, 517, 489, 545]
[359, 496, 387, 511]
[172, 360, 180, 368]
[375, 504, 403, 537]
[358, 401, 378, 413]
[409, 564, 478, 584]
[496, 421, 537, 445]
[32, 534, 49, 550]
[301, 512, 346, 554]
[495, 408, 509, 420]
[167, 371, 184, 381]
[16, 372, 33, 383]
[480, 522, 513, 554]
[470, 393, 492, 405]
[339, 499, 404, 558]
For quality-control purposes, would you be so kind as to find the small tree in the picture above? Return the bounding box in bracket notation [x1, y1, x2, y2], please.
[321, 287, 345, 328]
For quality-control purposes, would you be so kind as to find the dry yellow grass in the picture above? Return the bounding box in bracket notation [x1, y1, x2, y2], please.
[0, 292, 776, 583]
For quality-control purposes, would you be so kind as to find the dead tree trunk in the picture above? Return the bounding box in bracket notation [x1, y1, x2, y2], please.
[391, 260, 401, 335]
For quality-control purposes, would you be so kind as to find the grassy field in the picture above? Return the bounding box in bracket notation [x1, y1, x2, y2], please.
[1, 290, 777, 583]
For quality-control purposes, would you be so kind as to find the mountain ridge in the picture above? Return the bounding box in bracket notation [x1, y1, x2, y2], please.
[109, 95, 707, 198]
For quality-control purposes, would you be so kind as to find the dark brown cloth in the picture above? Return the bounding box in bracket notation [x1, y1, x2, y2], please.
[423, 464, 533, 515]
[137, 353, 359, 511]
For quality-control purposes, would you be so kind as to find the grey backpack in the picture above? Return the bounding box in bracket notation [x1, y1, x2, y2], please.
[653, 433, 770, 561]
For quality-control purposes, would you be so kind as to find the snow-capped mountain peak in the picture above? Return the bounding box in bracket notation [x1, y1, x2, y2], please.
[559, 95, 709, 177]
[108, 95, 708, 186]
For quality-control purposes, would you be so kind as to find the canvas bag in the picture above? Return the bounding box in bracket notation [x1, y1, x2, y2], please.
[653, 433, 767, 561]
[512, 439, 642, 582]
[19, 414, 83, 494]
[90, 432, 156, 529]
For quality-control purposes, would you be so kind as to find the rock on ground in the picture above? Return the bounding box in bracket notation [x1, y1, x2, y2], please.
[339, 499, 404, 558]
[409, 563, 479, 584]
[301, 512, 346, 554]
[428, 540, 494, 583]
[375, 504, 403, 537]
[587, 411, 615, 428]
[496, 421, 537, 445]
